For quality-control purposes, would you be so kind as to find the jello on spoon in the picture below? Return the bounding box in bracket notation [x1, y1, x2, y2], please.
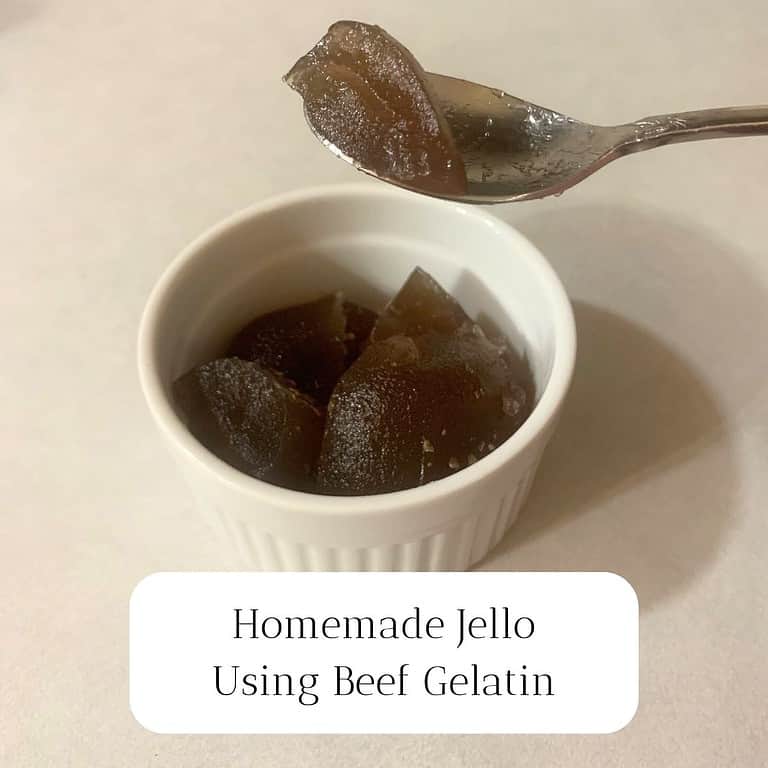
[286, 21, 768, 203]
[284, 20, 467, 196]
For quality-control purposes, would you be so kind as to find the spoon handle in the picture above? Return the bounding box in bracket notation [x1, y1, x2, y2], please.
[617, 105, 768, 152]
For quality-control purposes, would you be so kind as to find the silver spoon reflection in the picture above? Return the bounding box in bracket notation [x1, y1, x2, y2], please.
[423, 73, 768, 202]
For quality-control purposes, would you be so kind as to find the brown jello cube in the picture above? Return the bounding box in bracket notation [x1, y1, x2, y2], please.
[228, 294, 348, 404]
[370, 267, 471, 343]
[228, 294, 378, 402]
[173, 357, 323, 491]
[284, 21, 467, 196]
[342, 300, 378, 364]
[317, 327, 530, 495]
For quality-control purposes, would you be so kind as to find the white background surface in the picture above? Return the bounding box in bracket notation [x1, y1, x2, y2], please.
[1, 0, 766, 765]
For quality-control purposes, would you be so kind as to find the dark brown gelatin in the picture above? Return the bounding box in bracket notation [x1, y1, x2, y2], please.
[174, 269, 531, 495]
[228, 294, 348, 404]
[317, 328, 530, 495]
[173, 358, 323, 491]
[228, 295, 378, 402]
[285, 21, 467, 196]
[370, 267, 471, 343]
[342, 300, 378, 364]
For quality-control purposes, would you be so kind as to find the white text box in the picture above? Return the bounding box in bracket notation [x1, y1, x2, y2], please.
[129, 572, 638, 734]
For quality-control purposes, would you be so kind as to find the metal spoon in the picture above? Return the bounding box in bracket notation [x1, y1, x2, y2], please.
[393, 73, 768, 203]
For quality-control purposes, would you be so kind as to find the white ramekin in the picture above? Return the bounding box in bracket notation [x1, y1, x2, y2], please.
[138, 183, 575, 571]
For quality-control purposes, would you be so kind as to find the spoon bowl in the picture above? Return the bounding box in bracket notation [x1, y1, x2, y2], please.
[425, 73, 615, 202]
